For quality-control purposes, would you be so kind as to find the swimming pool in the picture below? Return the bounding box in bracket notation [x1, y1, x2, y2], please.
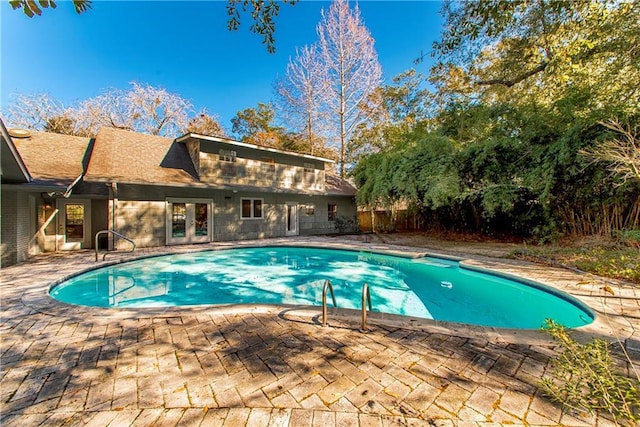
[49, 246, 594, 329]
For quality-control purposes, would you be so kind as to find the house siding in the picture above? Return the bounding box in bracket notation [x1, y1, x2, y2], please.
[114, 184, 356, 247]
[197, 141, 326, 192]
[1, 189, 31, 267]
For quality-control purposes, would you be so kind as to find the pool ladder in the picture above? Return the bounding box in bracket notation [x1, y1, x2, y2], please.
[95, 230, 136, 261]
[321, 280, 372, 332]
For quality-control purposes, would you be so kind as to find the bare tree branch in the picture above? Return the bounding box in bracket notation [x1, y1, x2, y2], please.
[275, 44, 328, 155]
[317, 0, 382, 177]
[76, 83, 193, 137]
[580, 119, 640, 186]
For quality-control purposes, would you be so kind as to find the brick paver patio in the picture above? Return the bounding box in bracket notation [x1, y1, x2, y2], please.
[1, 237, 638, 426]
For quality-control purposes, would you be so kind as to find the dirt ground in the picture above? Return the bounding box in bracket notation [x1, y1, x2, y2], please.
[336, 231, 524, 258]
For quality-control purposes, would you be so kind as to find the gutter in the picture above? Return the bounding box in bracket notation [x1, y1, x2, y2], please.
[62, 173, 83, 198]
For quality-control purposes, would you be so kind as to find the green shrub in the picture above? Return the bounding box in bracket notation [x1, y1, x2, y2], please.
[540, 320, 640, 425]
[616, 229, 640, 248]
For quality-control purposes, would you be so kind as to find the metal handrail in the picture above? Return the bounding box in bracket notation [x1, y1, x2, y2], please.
[361, 283, 372, 332]
[95, 230, 136, 261]
[322, 279, 337, 327]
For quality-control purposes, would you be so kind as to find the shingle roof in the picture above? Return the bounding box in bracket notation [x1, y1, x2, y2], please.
[84, 127, 356, 196]
[11, 130, 91, 187]
[84, 127, 198, 185]
[325, 173, 357, 196]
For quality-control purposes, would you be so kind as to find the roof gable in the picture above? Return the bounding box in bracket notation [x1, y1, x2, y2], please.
[9, 128, 91, 186]
[84, 127, 197, 185]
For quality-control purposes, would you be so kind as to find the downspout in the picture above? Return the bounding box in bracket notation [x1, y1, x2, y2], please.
[109, 182, 118, 250]
[63, 174, 83, 198]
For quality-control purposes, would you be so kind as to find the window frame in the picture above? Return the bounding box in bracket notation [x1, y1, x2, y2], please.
[219, 149, 237, 177]
[305, 203, 315, 216]
[328, 203, 337, 221]
[304, 162, 315, 185]
[241, 198, 264, 219]
[219, 149, 237, 162]
[260, 157, 275, 174]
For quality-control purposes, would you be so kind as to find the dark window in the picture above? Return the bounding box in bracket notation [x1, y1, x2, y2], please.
[241, 198, 263, 219]
[253, 199, 262, 218]
[328, 203, 337, 221]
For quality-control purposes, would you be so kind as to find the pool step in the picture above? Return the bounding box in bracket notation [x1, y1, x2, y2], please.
[413, 259, 454, 268]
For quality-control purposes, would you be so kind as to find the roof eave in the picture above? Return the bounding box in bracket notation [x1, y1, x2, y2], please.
[0, 120, 32, 183]
[84, 176, 353, 196]
[176, 133, 336, 164]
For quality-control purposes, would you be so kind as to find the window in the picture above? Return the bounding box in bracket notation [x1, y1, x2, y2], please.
[305, 204, 315, 216]
[241, 198, 263, 219]
[219, 149, 237, 177]
[261, 157, 275, 174]
[304, 163, 314, 175]
[328, 203, 337, 221]
[65, 204, 84, 238]
[304, 162, 315, 185]
[219, 149, 237, 162]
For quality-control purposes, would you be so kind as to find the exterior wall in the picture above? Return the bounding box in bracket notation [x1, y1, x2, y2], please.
[115, 184, 357, 247]
[91, 199, 109, 248]
[197, 141, 326, 192]
[116, 200, 167, 248]
[296, 195, 358, 236]
[211, 193, 358, 241]
[1, 189, 32, 267]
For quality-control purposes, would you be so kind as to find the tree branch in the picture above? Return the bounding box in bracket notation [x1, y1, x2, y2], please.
[476, 61, 548, 88]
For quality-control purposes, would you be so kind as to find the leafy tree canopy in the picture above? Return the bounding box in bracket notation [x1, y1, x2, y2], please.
[432, 0, 640, 117]
[10, 0, 91, 17]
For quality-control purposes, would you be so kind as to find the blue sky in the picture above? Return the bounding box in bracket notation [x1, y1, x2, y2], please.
[1, 1, 443, 134]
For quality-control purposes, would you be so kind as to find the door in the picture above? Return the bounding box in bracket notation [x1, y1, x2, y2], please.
[57, 199, 92, 250]
[167, 199, 212, 244]
[285, 202, 298, 236]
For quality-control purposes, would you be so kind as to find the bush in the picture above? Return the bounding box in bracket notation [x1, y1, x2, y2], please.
[333, 215, 359, 234]
[540, 319, 640, 425]
[617, 229, 640, 249]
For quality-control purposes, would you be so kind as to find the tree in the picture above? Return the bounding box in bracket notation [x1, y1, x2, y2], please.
[5, 92, 66, 131]
[316, 0, 382, 177]
[186, 110, 226, 137]
[432, 0, 640, 114]
[275, 44, 328, 155]
[3, 85, 224, 138]
[10, 0, 91, 17]
[231, 102, 285, 148]
[227, 0, 298, 53]
[75, 82, 192, 137]
[580, 120, 640, 186]
[350, 69, 432, 157]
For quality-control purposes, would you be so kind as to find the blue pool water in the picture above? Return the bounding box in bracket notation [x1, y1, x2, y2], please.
[50, 246, 594, 329]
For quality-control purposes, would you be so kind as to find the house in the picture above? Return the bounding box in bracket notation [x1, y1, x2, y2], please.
[0, 121, 357, 267]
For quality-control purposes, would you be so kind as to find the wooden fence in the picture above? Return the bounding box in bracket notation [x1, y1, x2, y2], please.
[357, 210, 423, 233]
